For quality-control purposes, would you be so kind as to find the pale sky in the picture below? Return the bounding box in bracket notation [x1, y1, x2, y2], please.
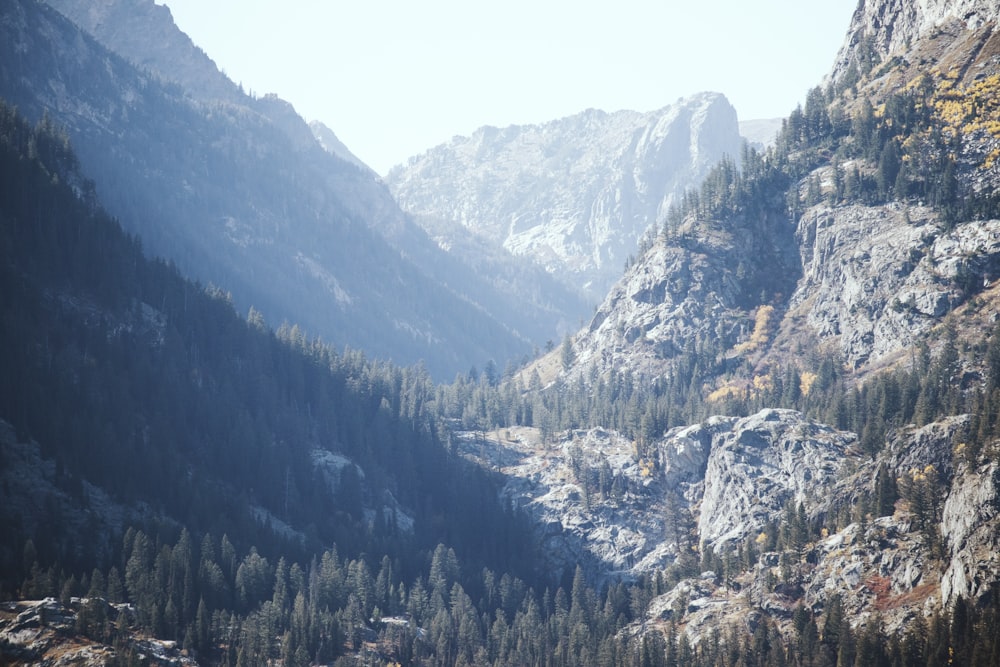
[160, 1, 858, 175]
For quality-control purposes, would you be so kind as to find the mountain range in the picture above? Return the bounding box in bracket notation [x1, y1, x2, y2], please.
[3, 0, 1000, 665]
[0, 0, 556, 380]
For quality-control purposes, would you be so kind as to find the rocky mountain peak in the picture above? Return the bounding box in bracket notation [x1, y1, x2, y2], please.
[386, 92, 742, 304]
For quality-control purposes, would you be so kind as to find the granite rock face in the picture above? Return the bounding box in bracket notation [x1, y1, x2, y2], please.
[685, 409, 856, 547]
[622, 411, 1000, 644]
[569, 193, 801, 382]
[455, 426, 676, 581]
[790, 203, 1000, 368]
[940, 460, 1000, 604]
[386, 93, 742, 304]
[459, 406, 1000, 645]
[571, 231, 747, 381]
[828, 0, 1000, 83]
[566, 182, 1000, 382]
[457, 410, 857, 582]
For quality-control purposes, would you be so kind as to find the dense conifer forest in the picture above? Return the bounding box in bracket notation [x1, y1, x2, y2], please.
[3, 49, 1000, 665]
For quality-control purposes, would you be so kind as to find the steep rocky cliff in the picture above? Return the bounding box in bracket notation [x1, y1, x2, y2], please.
[386, 93, 742, 304]
[499, 0, 1000, 648]
[829, 0, 1000, 84]
[559, 0, 1000, 385]
[787, 205, 1000, 369]
[456, 410, 851, 583]
[570, 198, 800, 381]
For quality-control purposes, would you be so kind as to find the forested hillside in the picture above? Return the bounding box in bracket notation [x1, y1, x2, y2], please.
[5, 0, 1000, 665]
[0, 102, 540, 664]
[3, 95, 1000, 665]
[0, 0, 549, 381]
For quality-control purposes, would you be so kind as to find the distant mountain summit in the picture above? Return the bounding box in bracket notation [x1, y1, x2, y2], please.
[310, 120, 373, 173]
[386, 93, 742, 304]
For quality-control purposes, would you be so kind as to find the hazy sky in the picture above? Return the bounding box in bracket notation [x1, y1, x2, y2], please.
[160, 1, 858, 174]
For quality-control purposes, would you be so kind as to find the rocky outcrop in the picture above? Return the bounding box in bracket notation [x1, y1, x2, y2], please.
[828, 0, 1000, 83]
[386, 93, 742, 303]
[940, 460, 1000, 604]
[311, 448, 416, 535]
[621, 412, 1000, 644]
[568, 187, 800, 381]
[655, 418, 719, 487]
[641, 516, 933, 641]
[789, 201, 1000, 368]
[571, 231, 747, 381]
[457, 410, 858, 581]
[656, 409, 861, 550]
[457, 426, 676, 580]
[0, 598, 196, 666]
[802, 517, 932, 634]
[456, 402, 1000, 646]
[884, 416, 970, 483]
[684, 409, 857, 546]
[795, 420, 996, 633]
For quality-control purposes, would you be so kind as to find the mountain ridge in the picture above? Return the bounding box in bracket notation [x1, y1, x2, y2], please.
[386, 92, 743, 306]
[2, 0, 553, 380]
[43, 0, 242, 104]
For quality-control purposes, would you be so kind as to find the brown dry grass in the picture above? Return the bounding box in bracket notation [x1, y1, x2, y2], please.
[873, 580, 939, 612]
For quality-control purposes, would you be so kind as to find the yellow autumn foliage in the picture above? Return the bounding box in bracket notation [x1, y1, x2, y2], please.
[921, 71, 1000, 168]
[734, 305, 776, 355]
[753, 374, 774, 393]
[800, 371, 818, 396]
[706, 383, 741, 403]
